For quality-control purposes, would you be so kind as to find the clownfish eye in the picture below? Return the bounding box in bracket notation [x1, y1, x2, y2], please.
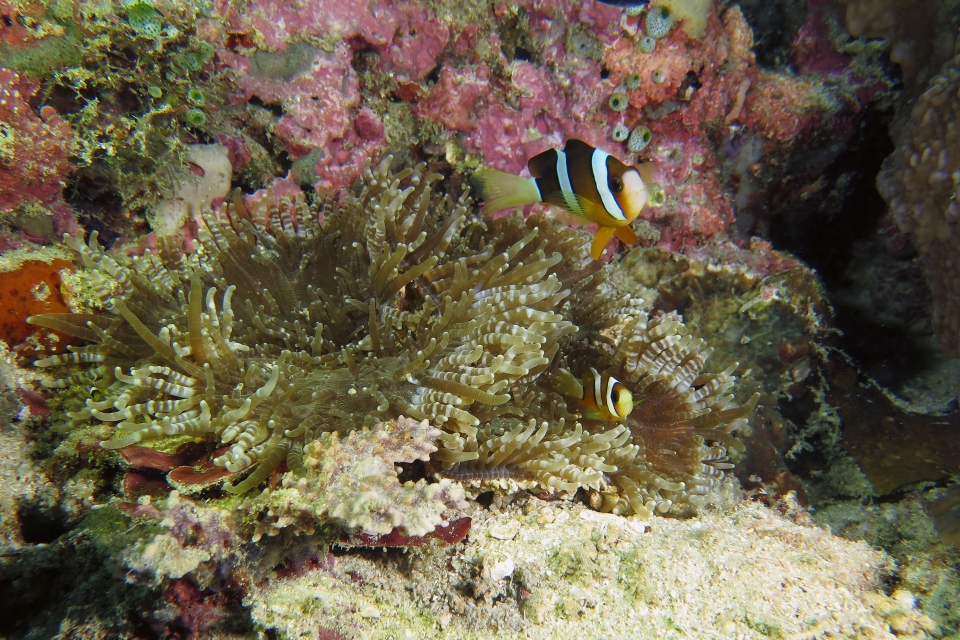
[611, 390, 619, 402]
[609, 176, 623, 193]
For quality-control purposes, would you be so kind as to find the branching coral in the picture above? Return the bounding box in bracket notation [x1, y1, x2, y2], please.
[30, 157, 758, 533]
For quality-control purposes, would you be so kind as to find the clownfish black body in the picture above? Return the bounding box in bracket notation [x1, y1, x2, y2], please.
[557, 367, 634, 421]
[471, 139, 655, 260]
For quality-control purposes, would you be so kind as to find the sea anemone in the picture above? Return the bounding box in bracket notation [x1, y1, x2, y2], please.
[30, 157, 757, 533]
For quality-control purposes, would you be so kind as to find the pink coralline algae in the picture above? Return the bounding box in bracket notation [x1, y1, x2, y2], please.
[219, 0, 453, 191]
[0, 68, 74, 223]
[411, 0, 871, 250]
[223, 0, 397, 52]
[220, 41, 386, 191]
[417, 2, 622, 176]
[208, 0, 886, 252]
[339, 517, 473, 548]
[377, 2, 449, 83]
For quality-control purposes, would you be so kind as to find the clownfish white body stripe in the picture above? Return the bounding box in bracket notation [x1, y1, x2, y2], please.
[471, 139, 655, 260]
[557, 367, 634, 421]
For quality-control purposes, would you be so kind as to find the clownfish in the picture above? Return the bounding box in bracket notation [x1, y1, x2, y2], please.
[595, 0, 649, 6]
[557, 367, 634, 421]
[471, 139, 655, 260]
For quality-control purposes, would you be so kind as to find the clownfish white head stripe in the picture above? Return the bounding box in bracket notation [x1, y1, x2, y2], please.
[591, 149, 627, 221]
[471, 139, 657, 261]
[604, 372, 622, 416]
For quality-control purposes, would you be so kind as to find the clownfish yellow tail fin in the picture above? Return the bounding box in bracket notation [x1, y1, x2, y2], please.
[471, 169, 542, 215]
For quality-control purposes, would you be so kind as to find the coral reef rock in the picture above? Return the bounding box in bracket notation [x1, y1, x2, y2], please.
[249, 497, 898, 639]
[878, 52, 960, 361]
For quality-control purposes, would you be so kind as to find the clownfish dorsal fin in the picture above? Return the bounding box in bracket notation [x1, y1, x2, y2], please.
[614, 225, 638, 246]
[563, 139, 594, 157]
[528, 148, 558, 179]
[636, 162, 655, 185]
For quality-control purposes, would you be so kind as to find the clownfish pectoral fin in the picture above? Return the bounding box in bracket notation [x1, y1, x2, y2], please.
[543, 190, 590, 221]
[547, 207, 588, 227]
[591, 225, 618, 260]
[614, 225, 638, 246]
[637, 162, 656, 185]
[556, 368, 585, 400]
[471, 169, 542, 215]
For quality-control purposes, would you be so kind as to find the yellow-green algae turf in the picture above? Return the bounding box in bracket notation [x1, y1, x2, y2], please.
[3, 0, 232, 214]
[815, 488, 960, 635]
[246, 494, 901, 639]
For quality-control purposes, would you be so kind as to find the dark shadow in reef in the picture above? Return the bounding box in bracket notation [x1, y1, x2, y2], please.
[763, 104, 950, 396]
[0, 508, 254, 639]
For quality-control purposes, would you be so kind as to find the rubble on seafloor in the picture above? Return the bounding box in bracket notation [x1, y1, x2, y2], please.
[1, 0, 959, 637]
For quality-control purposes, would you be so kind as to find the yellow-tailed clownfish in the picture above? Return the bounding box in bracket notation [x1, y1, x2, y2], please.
[557, 367, 634, 421]
[471, 139, 655, 260]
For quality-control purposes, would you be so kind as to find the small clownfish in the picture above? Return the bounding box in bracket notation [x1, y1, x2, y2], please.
[471, 139, 655, 261]
[557, 367, 634, 421]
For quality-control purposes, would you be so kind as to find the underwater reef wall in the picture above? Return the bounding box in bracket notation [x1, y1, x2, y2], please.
[2, 0, 960, 637]
[878, 52, 960, 361]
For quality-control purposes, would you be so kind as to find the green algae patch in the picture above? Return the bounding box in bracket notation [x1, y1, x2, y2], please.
[0, 19, 84, 75]
[79, 503, 165, 554]
[250, 42, 319, 80]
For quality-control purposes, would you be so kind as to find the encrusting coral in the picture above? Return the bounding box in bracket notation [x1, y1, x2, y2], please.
[28, 157, 758, 535]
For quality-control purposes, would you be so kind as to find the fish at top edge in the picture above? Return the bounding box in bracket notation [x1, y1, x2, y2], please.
[470, 139, 656, 261]
[594, 0, 650, 7]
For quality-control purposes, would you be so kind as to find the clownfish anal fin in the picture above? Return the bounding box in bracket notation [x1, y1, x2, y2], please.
[591, 225, 617, 260]
[614, 225, 638, 246]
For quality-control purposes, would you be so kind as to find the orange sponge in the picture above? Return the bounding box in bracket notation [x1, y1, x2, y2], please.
[0, 258, 74, 351]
